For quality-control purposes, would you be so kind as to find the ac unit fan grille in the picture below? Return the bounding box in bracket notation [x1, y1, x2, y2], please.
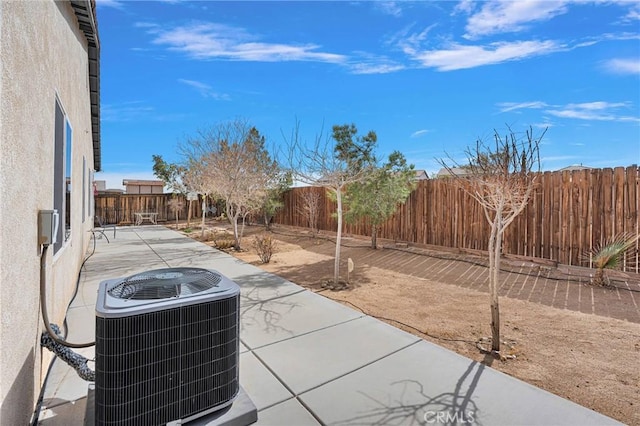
[107, 268, 223, 300]
[95, 296, 239, 425]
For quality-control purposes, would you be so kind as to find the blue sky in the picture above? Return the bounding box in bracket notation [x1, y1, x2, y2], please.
[95, 0, 640, 189]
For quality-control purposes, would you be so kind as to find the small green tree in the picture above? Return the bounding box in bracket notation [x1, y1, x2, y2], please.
[343, 151, 416, 249]
[153, 155, 196, 227]
[284, 122, 375, 287]
[152, 155, 186, 194]
[260, 171, 292, 230]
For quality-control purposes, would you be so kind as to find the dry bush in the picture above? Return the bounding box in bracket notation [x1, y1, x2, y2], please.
[215, 239, 236, 250]
[252, 233, 277, 263]
[210, 230, 235, 249]
[199, 229, 234, 249]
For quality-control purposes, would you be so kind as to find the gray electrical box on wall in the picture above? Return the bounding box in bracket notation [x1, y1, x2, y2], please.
[39, 210, 59, 246]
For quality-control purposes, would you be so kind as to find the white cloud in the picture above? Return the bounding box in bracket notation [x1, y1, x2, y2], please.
[101, 102, 154, 122]
[464, 1, 569, 38]
[547, 101, 639, 122]
[96, 0, 124, 9]
[350, 63, 405, 74]
[496, 100, 639, 123]
[348, 52, 405, 74]
[135, 22, 160, 29]
[178, 79, 230, 100]
[453, 0, 476, 15]
[532, 122, 555, 129]
[410, 130, 430, 138]
[620, 3, 640, 22]
[602, 58, 640, 75]
[151, 23, 346, 63]
[375, 2, 403, 17]
[497, 101, 548, 113]
[408, 40, 561, 71]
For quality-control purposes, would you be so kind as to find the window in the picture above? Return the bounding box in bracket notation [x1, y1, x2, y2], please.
[53, 99, 72, 253]
[90, 169, 95, 217]
[82, 156, 86, 222]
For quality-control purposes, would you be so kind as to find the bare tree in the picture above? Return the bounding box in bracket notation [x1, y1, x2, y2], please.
[440, 126, 544, 354]
[181, 119, 280, 250]
[298, 188, 322, 238]
[167, 197, 184, 229]
[182, 159, 214, 238]
[284, 122, 375, 287]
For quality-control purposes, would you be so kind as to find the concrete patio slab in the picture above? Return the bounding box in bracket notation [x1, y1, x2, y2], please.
[233, 272, 307, 302]
[240, 289, 364, 350]
[62, 306, 96, 342]
[299, 340, 619, 425]
[41, 362, 91, 412]
[39, 394, 88, 425]
[253, 316, 420, 394]
[254, 399, 320, 426]
[239, 352, 293, 411]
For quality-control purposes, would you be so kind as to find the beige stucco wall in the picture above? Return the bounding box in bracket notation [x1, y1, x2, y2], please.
[0, 1, 96, 424]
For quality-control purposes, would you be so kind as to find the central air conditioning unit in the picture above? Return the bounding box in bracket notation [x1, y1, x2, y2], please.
[95, 267, 240, 425]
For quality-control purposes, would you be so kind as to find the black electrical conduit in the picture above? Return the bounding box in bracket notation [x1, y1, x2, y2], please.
[39, 243, 95, 349]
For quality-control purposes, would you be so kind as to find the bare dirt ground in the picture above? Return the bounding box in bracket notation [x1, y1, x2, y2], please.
[178, 220, 640, 424]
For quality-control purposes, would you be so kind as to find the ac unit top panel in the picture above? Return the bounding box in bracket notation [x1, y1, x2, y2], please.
[96, 267, 240, 318]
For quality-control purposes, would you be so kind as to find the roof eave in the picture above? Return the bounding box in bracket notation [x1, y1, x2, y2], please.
[69, 0, 101, 171]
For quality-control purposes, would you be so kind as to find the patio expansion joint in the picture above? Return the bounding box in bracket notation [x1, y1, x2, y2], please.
[241, 311, 366, 352]
[295, 338, 422, 397]
[133, 229, 171, 267]
[241, 287, 307, 307]
[250, 338, 422, 423]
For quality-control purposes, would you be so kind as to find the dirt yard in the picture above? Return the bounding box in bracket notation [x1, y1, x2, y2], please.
[181, 221, 639, 424]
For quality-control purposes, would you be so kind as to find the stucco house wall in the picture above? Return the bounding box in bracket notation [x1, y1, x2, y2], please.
[0, 1, 99, 424]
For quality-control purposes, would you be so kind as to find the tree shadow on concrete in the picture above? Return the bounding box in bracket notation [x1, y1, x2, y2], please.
[335, 360, 485, 426]
[234, 272, 303, 342]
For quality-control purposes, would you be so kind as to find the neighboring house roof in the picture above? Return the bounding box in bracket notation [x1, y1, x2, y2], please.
[69, 0, 101, 171]
[436, 167, 471, 178]
[557, 164, 592, 172]
[123, 180, 165, 186]
[414, 170, 429, 180]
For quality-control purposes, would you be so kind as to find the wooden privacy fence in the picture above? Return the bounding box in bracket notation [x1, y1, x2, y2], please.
[273, 166, 640, 272]
[95, 194, 206, 225]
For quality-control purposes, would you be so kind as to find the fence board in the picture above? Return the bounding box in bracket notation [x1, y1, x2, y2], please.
[95, 194, 205, 225]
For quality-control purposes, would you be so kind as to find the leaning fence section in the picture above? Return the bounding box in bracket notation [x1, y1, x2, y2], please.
[273, 166, 639, 272]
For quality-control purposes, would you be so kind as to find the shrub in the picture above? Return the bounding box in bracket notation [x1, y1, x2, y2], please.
[253, 233, 277, 263]
[215, 239, 236, 250]
[207, 230, 235, 249]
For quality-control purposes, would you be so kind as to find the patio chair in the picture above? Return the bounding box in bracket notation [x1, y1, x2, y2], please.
[94, 216, 116, 243]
